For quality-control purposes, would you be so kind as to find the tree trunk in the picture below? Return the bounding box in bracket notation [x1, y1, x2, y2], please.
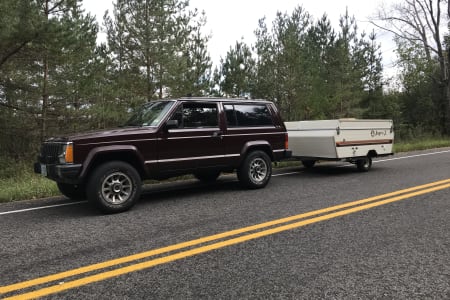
[40, 0, 50, 142]
[41, 53, 48, 142]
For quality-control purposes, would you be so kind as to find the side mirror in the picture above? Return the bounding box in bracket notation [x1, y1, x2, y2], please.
[165, 119, 179, 130]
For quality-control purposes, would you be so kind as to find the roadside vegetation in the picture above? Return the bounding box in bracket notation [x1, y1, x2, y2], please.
[1, 138, 449, 203]
[0, 160, 59, 203]
[393, 137, 450, 153]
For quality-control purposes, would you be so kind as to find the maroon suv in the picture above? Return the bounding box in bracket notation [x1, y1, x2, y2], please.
[35, 97, 291, 213]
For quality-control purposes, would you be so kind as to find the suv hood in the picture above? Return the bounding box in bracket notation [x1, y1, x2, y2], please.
[46, 127, 158, 143]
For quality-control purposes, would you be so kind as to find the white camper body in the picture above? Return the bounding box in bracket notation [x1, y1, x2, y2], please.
[285, 119, 394, 171]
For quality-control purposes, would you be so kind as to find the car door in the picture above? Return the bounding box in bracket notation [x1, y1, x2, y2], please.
[157, 101, 225, 174]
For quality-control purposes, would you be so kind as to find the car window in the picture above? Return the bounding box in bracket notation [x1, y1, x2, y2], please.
[124, 101, 174, 127]
[224, 104, 274, 127]
[169, 102, 218, 128]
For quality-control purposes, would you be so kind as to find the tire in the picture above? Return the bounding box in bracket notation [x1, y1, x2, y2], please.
[57, 182, 86, 200]
[356, 157, 372, 172]
[237, 150, 272, 189]
[301, 160, 316, 168]
[87, 161, 142, 213]
[194, 170, 221, 183]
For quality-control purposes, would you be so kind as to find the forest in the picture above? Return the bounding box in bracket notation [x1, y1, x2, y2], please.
[1, 0, 449, 166]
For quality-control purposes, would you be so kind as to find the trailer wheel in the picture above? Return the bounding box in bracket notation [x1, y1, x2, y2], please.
[301, 160, 316, 168]
[356, 157, 372, 172]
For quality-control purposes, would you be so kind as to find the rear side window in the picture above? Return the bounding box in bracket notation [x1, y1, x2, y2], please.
[224, 104, 274, 127]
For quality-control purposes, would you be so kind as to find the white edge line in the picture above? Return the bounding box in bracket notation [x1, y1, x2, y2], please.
[374, 149, 450, 163]
[272, 172, 302, 177]
[0, 201, 86, 216]
[2, 149, 449, 215]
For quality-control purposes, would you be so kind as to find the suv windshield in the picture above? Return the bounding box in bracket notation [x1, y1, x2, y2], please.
[124, 101, 174, 127]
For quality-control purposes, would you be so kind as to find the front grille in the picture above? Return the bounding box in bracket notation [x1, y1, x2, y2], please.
[40, 143, 65, 164]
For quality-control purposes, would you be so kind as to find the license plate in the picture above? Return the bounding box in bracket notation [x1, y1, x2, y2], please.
[40, 164, 47, 177]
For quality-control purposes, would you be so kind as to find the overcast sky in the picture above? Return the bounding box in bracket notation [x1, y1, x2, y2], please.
[82, 0, 397, 76]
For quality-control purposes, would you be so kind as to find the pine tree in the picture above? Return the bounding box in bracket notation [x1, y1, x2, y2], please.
[104, 0, 211, 105]
[303, 14, 337, 119]
[361, 30, 388, 119]
[217, 40, 255, 98]
[0, 0, 101, 158]
[252, 6, 313, 120]
[329, 9, 366, 118]
[46, 5, 100, 133]
[252, 17, 278, 102]
[168, 10, 212, 97]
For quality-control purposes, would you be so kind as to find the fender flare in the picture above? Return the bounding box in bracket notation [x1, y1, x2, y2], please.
[240, 141, 273, 163]
[78, 145, 145, 180]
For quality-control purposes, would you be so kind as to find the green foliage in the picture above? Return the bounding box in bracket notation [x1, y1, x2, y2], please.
[0, 159, 59, 202]
[228, 6, 387, 122]
[216, 40, 255, 97]
[0, 0, 104, 161]
[0, 174, 59, 203]
[379, 0, 449, 133]
[394, 138, 450, 153]
[103, 0, 212, 102]
[252, 7, 314, 120]
[168, 11, 213, 97]
[395, 38, 445, 134]
[1, 0, 213, 163]
[0, 0, 42, 68]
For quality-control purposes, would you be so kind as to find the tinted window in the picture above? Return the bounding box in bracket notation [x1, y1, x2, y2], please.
[224, 105, 237, 126]
[169, 102, 218, 128]
[224, 104, 273, 127]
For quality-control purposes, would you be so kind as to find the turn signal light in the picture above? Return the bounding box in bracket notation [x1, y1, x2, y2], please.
[65, 143, 74, 164]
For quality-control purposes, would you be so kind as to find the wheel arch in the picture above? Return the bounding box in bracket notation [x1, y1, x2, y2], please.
[79, 146, 146, 181]
[367, 149, 378, 158]
[240, 141, 274, 163]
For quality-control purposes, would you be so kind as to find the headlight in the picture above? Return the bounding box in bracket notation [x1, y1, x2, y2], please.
[59, 142, 74, 164]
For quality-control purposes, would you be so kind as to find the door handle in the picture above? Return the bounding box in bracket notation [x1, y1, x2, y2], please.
[212, 131, 223, 139]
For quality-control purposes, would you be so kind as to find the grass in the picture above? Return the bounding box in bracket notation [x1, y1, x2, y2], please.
[0, 166, 59, 203]
[1, 137, 449, 203]
[393, 137, 450, 153]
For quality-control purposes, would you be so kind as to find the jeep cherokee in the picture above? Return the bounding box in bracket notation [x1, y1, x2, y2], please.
[34, 97, 291, 213]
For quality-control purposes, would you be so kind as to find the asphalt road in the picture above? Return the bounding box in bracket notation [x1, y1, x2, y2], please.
[1, 148, 449, 299]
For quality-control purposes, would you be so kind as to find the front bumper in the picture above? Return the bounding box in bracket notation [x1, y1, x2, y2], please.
[34, 163, 82, 184]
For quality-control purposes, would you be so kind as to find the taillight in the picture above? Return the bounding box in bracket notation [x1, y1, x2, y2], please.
[285, 132, 289, 149]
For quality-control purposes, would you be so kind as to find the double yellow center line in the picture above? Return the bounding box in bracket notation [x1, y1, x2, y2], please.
[2, 178, 450, 299]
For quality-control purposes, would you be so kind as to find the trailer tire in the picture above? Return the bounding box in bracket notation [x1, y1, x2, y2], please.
[356, 157, 372, 172]
[302, 160, 316, 168]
